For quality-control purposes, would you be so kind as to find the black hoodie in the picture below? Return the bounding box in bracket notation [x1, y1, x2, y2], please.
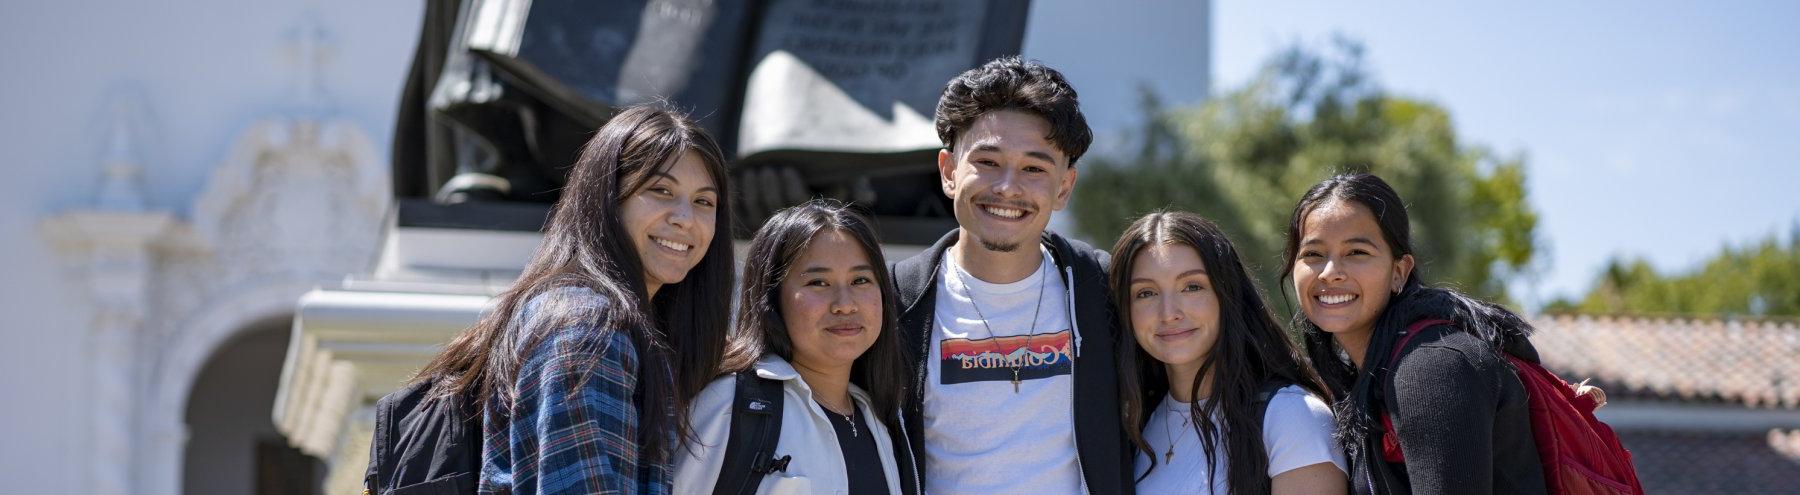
[884, 229, 1134, 495]
[1349, 288, 1549, 495]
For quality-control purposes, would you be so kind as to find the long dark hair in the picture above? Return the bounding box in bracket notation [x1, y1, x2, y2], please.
[1280, 173, 1532, 465]
[719, 199, 909, 426]
[413, 105, 735, 462]
[1111, 210, 1330, 493]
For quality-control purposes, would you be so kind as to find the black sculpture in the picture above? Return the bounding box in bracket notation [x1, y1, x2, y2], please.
[391, 0, 1029, 243]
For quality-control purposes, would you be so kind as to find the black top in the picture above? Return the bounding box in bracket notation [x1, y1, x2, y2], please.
[1357, 322, 1548, 495]
[821, 402, 890, 495]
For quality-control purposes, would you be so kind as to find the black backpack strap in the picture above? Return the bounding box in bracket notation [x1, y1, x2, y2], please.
[367, 384, 391, 493]
[714, 370, 787, 495]
[1251, 379, 1295, 448]
[1249, 379, 1297, 485]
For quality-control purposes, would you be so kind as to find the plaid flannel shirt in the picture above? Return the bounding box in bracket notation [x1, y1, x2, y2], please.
[480, 288, 672, 495]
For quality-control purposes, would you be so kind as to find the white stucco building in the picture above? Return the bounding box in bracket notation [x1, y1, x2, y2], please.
[0, 1, 1211, 493]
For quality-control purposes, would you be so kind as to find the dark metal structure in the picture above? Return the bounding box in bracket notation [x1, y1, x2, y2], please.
[390, 0, 1029, 243]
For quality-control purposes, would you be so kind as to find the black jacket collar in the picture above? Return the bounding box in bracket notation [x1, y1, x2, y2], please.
[893, 228, 1108, 321]
[887, 227, 1131, 494]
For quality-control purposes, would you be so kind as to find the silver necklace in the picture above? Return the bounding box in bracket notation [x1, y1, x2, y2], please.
[816, 396, 857, 437]
[1162, 401, 1192, 463]
[953, 253, 1047, 393]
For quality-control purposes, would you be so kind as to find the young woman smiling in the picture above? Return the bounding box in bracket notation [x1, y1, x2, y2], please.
[1284, 173, 1548, 494]
[675, 199, 915, 495]
[1111, 211, 1344, 495]
[411, 105, 736, 493]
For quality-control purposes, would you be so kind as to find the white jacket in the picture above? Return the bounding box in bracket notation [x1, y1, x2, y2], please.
[673, 355, 905, 495]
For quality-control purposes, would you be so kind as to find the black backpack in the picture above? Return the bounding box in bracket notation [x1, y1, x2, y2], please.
[713, 370, 791, 495]
[365, 379, 481, 495]
[364, 371, 791, 495]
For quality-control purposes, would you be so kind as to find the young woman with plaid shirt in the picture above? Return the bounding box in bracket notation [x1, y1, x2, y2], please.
[412, 105, 737, 494]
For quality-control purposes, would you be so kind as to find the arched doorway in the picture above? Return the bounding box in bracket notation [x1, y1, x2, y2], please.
[181, 315, 322, 495]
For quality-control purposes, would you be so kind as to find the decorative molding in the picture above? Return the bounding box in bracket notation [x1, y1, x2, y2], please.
[139, 278, 322, 495]
[43, 110, 389, 495]
[139, 116, 389, 495]
[35, 13, 391, 493]
[283, 13, 335, 114]
[191, 118, 387, 264]
[40, 209, 175, 495]
[40, 94, 174, 494]
[275, 288, 489, 459]
[147, 116, 389, 354]
[96, 95, 150, 211]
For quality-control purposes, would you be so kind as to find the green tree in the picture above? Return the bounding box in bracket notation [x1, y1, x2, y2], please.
[1551, 226, 1800, 317]
[1073, 38, 1541, 307]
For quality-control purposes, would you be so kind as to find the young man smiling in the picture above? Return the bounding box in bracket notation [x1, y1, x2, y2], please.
[886, 57, 1130, 495]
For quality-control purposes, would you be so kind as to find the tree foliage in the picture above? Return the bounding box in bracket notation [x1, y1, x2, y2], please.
[1072, 38, 1540, 307]
[1545, 227, 1800, 317]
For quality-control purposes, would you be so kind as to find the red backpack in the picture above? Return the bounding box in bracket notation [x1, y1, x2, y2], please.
[1379, 319, 1645, 495]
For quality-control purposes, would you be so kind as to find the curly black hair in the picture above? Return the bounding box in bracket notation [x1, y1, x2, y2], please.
[935, 56, 1093, 167]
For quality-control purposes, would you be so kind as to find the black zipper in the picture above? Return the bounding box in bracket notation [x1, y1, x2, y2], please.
[909, 309, 933, 493]
[896, 409, 924, 495]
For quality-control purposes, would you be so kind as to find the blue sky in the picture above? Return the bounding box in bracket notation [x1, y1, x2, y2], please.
[1211, 1, 1800, 306]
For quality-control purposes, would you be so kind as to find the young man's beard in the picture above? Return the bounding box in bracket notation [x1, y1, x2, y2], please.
[967, 194, 1037, 254]
[980, 238, 1020, 252]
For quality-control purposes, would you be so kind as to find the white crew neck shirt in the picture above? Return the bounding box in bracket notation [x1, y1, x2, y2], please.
[1134, 385, 1346, 493]
[923, 246, 1082, 494]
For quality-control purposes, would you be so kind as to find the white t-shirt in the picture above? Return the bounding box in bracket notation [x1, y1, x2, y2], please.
[1134, 385, 1347, 494]
[924, 247, 1083, 494]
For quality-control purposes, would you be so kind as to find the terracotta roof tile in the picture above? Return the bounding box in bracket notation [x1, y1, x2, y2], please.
[1530, 315, 1800, 409]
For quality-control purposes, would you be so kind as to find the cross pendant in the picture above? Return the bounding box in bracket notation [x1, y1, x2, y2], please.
[1011, 368, 1021, 393]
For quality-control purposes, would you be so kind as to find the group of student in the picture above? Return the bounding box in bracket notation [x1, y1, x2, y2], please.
[404, 57, 1573, 494]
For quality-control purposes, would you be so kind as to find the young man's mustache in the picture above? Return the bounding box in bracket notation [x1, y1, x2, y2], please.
[969, 195, 1037, 212]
